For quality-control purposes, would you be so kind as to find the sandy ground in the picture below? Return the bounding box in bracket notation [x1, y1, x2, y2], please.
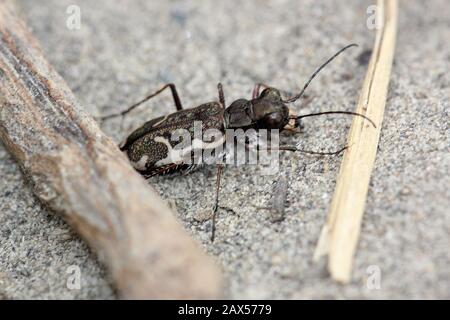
[0, 0, 448, 299]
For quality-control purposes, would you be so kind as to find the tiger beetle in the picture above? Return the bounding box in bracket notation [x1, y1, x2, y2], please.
[99, 44, 375, 242]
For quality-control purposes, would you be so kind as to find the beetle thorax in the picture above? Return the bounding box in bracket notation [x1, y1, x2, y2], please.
[224, 91, 290, 130]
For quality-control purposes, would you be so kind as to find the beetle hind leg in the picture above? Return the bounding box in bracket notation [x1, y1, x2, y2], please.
[210, 163, 224, 242]
[98, 83, 184, 122]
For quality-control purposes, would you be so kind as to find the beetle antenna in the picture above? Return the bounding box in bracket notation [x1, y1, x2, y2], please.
[293, 111, 376, 128]
[282, 44, 358, 103]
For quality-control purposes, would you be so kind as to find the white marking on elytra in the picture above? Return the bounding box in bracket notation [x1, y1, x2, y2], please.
[154, 135, 225, 166]
[130, 155, 149, 170]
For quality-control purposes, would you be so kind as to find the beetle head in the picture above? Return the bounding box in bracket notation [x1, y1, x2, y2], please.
[224, 87, 291, 130]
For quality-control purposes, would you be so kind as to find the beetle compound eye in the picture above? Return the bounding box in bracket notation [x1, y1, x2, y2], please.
[263, 112, 284, 129]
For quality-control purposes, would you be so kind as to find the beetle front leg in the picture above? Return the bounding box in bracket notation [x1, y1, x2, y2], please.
[274, 145, 348, 155]
[247, 138, 348, 156]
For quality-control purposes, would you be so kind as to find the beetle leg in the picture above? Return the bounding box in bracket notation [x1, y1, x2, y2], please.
[252, 83, 301, 101]
[99, 83, 183, 121]
[217, 83, 225, 108]
[252, 83, 269, 99]
[211, 163, 224, 242]
[270, 144, 348, 156]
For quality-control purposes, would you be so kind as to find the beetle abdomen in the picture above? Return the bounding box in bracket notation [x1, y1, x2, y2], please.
[121, 102, 224, 175]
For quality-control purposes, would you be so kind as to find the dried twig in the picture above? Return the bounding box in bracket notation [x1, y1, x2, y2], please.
[0, 1, 222, 298]
[314, 0, 398, 282]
